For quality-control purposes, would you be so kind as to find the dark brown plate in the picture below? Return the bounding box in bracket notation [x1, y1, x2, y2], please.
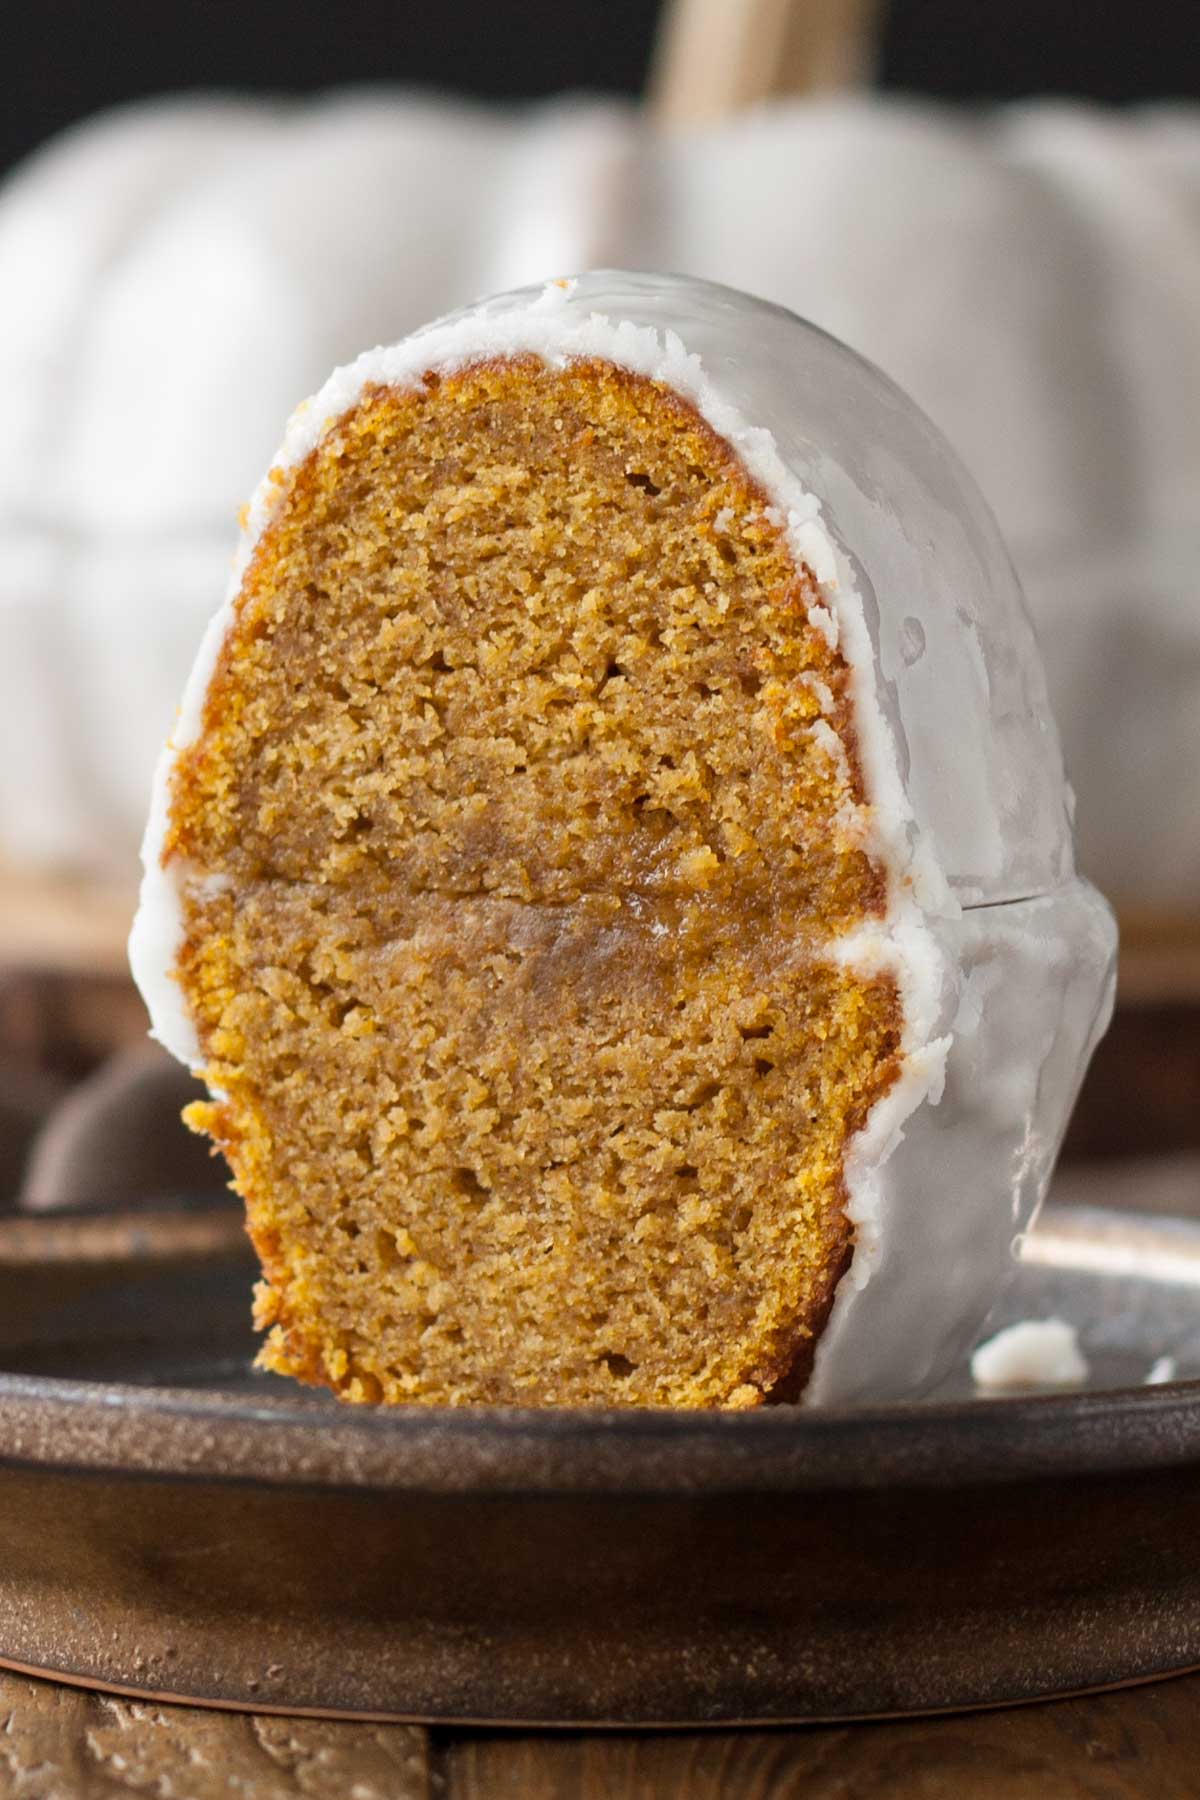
[0, 1200, 1198, 1724]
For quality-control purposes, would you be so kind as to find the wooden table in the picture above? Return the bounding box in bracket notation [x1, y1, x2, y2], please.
[4, 1667, 1200, 1797]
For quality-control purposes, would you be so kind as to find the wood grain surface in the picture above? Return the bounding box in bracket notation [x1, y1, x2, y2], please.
[0, 1674, 431, 1799]
[5, 1670, 1200, 1799]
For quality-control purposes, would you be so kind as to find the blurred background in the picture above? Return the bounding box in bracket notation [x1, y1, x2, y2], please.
[0, 0, 1196, 1218]
[4, 0, 1199, 168]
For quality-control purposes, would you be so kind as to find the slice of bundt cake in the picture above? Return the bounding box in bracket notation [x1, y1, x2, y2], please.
[130, 273, 1116, 1408]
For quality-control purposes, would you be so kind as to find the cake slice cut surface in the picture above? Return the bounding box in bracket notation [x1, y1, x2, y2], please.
[164, 354, 901, 1406]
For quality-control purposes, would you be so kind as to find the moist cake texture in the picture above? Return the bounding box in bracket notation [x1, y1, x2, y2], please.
[164, 353, 900, 1407]
[131, 273, 1116, 1410]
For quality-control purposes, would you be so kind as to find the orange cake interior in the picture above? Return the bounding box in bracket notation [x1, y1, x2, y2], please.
[165, 354, 902, 1407]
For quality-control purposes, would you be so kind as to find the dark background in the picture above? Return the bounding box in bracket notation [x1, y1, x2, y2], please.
[3, 0, 1197, 179]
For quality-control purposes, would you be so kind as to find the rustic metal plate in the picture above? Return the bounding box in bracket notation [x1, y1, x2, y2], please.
[0, 1199, 1197, 1724]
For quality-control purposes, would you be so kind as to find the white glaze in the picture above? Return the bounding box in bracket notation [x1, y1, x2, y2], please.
[813, 884, 1114, 1404]
[971, 1319, 1090, 1391]
[129, 271, 1117, 1405]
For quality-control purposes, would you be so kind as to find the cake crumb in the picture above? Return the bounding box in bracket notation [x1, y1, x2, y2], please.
[164, 354, 900, 1410]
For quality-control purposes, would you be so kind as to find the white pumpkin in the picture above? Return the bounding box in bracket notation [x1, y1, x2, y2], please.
[0, 90, 1197, 905]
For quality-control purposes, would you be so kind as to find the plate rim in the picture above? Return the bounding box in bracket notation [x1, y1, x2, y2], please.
[3, 1646, 1200, 1729]
[2, 1369, 1199, 1497]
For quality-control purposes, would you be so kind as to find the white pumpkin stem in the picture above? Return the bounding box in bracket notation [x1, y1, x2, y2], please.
[650, 0, 883, 128]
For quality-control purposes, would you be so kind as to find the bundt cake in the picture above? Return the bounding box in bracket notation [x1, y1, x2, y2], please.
[130, 272, 1116, 1408]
